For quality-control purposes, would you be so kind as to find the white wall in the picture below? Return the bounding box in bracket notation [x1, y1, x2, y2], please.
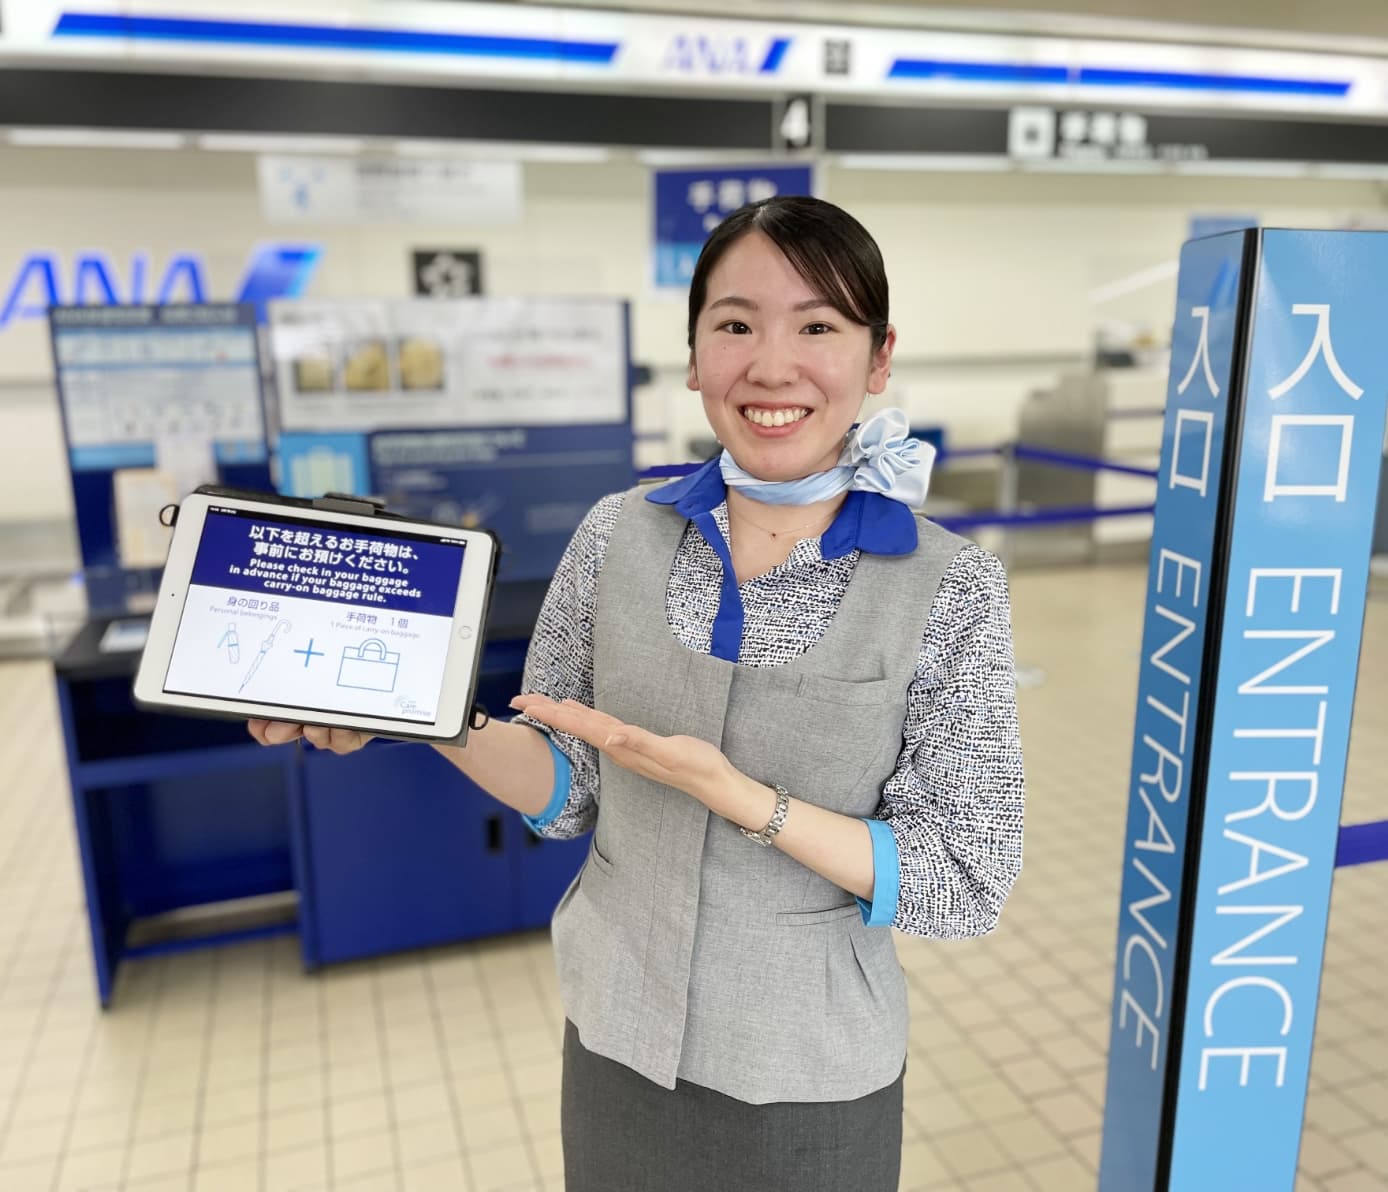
[1, 143, 1383, 521]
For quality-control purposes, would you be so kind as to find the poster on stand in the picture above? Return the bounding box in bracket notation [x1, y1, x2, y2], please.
[270, 297, 626, 432]
[48, 302, 271, 579]
[50, 303, 267, 470]
[269, 296, 635, 582]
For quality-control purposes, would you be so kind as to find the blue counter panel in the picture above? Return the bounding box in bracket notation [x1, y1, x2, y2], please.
[106, 766, 294, 916]
[514, 832, 589, 931]
[299, 742, 517, 965]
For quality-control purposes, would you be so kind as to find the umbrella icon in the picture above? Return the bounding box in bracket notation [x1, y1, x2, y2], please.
[238, 619, 293, 694]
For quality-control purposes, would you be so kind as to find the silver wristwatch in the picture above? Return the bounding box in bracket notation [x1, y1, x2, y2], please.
[740, 783, 791, 847]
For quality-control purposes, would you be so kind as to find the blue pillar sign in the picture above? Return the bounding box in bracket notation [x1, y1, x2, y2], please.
[1168, 234, 1388, 1187]
[1099, 231, 1249, 1189]
[1101, 229, 1388, 1191]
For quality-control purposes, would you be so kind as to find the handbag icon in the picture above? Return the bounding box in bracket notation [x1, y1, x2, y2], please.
[337, 638, 401, 693]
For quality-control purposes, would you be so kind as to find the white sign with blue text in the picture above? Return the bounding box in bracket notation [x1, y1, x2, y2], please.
[13, 0, 1388, 118]
[258, 156, 521, 226]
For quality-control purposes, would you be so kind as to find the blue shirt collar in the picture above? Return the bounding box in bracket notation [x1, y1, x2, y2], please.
[644, 456, 918, 559]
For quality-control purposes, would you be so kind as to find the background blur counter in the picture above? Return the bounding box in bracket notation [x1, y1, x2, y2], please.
[54, 591, 587, 1007]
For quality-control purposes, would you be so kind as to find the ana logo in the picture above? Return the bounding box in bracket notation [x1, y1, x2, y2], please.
[0, 243, 322, 331]
[661, 34, 790, 76]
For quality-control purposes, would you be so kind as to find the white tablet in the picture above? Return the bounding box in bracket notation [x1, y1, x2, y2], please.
[134, 489, 499, 743]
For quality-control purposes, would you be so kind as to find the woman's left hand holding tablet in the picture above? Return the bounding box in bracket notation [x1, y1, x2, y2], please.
[248, 720, 374, 755]
[509, 694, 739, 814]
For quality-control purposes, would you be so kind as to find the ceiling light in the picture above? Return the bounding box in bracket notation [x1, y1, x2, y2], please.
[197, 134, 368, 154]
[1174, 159, 1312, 177]
[1309, 162, 1388, 181]
[394, 139, 610, 163]
[7, 127, 185, 150]
[635, 149, 774, 167]
[1019, 156, 1166, 174]
[835, 153, 1011, 172]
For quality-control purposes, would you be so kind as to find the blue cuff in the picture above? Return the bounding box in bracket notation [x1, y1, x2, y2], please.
[521, 736, 573, 835]
[857, 818, 900, 927]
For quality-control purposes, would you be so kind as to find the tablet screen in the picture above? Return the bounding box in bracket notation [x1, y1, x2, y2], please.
[162, 505, 468, 724]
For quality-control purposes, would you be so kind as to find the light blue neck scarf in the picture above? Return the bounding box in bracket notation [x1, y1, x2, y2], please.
[719, 407, 935, 508]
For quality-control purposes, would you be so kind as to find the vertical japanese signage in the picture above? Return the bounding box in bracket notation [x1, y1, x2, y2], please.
[652, 164, 814, 290]
[1100, 231, 1249, 1191]
[1101, 229, 1388, 1191]
[1168, 232, 1388, 1188]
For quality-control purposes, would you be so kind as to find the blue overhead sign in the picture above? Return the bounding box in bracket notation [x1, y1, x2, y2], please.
[652, 164, 813, 290]
[659, 33, 789, 76]
[52, 12, 620, 64]
[886, 58, 1350, 97]
[42, 6, 1358, 109]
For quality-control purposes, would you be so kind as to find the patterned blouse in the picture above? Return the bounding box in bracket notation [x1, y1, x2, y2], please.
[516, 467, 1025, 940]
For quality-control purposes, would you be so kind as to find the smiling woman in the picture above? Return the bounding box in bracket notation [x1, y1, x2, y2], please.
[249, 195, 1026, 1192]
[687, 199, 894, 489]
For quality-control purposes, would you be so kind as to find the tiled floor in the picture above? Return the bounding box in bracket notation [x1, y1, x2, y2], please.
[0, 562, 1384, 1191]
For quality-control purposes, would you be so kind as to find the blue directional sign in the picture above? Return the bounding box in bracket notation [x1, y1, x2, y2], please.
[652, 164, 813, 289]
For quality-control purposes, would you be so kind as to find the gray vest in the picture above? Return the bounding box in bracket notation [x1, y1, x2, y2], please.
[549, 487, 967, 1103]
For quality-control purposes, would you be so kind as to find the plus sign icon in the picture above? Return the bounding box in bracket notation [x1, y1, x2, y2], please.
[412, 249, 483, 298]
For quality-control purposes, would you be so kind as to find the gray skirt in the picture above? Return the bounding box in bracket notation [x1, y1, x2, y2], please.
[561, 1020, 904, 1192]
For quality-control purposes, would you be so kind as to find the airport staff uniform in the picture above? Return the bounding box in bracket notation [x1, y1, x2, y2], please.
[518, 458, 1025, 1191]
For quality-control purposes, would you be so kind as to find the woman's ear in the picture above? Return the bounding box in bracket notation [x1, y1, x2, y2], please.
[685, 349, 699, 392]
[866, 326, 897, 396]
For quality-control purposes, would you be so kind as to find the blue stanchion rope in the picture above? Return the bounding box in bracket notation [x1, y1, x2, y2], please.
[1335, 820, 1388, 868]
[1011, 442, 1160, 479]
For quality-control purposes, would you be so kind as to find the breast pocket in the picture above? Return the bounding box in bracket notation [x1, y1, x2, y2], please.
[750, 673, 903, 815]
[796, 673, 896, 708]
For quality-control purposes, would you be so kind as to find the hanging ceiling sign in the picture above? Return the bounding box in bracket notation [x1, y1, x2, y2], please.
[257, 156, 521, 225]
[8, 0, 1388, 118]
[1008, 107, 1211, 164]
[829, 103, 1388, 170]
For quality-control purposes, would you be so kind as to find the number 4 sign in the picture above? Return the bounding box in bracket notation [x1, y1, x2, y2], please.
[778, 94, 816, 150]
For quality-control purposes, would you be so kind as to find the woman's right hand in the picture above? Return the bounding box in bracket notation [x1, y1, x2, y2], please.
[248, 720, 374, 755]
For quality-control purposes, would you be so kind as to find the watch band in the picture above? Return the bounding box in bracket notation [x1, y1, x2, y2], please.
[740, 783, 791, 847]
